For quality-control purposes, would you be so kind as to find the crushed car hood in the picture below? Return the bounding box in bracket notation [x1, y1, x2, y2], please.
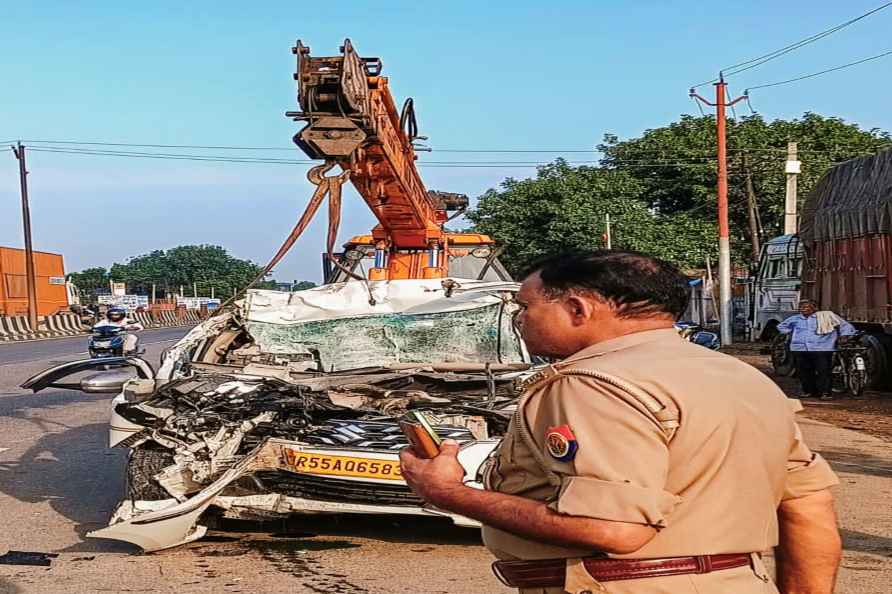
[90, 279, 533, 551]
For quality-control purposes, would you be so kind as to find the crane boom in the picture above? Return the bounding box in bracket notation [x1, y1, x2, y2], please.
[287, 39, 492, 281]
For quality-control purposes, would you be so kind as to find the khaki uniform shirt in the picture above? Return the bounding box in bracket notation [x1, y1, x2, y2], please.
[482, 328, 838, 594]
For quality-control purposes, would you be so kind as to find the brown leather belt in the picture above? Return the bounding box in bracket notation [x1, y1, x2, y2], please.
[492, 553, 753, 588]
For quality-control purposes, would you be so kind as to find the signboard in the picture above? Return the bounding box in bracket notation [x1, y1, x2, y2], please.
[111, 282, 127, 297]
[176, 297, 222, 310]
[98, 294, 149, 310]
[49, 276, 66, 285]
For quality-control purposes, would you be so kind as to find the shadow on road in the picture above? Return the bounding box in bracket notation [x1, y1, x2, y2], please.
[841, 529, 892, 557]
[0, 419, 132, 554]
[0, 388, 114, 432]
[209, 513, 483, 546]
[820, 448, 892, 479]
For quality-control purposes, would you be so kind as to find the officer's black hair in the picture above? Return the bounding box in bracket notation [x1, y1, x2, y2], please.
[520, 250, 690, 320]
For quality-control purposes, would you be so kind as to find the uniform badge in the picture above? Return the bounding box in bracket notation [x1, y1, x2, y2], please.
[545, 425, 578, 462]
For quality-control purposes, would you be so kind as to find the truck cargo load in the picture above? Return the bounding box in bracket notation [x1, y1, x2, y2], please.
[800, 148, 892, 322]
[0, 246, 71, 317]
[797, 148, 892, 387]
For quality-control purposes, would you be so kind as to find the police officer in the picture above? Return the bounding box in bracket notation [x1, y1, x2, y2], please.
[400, 250, 840, 594]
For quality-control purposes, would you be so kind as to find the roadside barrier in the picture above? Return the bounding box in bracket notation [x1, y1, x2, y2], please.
[43, 314, 88, 337]
[134, 311, 157, 329]
[0, 316, 42, 340]
[0, 309, 201, 342]
[156, 310, 178, 327]
[0, 316, 18, 342]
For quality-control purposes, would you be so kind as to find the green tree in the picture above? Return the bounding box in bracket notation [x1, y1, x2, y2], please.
[599, 112, 890, 264]
[106, 245, 267, 299]
[466, 160, 716, 275]
[67, 267, 109, 298]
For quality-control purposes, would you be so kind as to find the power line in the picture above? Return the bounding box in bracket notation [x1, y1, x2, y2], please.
[746, 49, 892, 91]
[26, 146, 729, 169]
[26, 144, 706, 165]
[27, 147, 588, 168]
[691, 1, 892, 87]
[19, 139, 598, 154]
[16, 137, 890, 157]
[28, 147, 312, 165]
[724, 2, 892, 76]
[431, 149, 596, 153]
[21, 141, 891, 171]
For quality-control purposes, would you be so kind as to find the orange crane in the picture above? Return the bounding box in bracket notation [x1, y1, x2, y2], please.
[285, 39, 499, 282]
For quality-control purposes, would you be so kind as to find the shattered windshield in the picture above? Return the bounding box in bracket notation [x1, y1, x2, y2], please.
[243, 282, 524, 372]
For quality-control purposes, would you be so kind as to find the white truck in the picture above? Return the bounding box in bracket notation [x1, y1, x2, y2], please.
[748, 234, 803, 342]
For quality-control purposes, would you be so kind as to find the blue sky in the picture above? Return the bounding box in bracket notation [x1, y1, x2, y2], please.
[1, 1, 889, 283]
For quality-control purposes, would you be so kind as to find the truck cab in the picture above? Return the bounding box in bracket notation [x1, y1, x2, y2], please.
[750, 234, 803, 341]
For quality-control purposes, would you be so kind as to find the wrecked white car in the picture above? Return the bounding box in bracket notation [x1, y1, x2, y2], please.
[23, 279, 532, 552]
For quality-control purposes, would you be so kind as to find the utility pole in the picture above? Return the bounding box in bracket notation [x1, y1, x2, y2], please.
[690, 78, 746, 346]
[193, 282, 197, 298]
[742, 154, 761, 263]
[605, 213, 612, 249]
[151, 283, 156, 304]
[11, 143, 38, 330]
[784, 142, 800, 235]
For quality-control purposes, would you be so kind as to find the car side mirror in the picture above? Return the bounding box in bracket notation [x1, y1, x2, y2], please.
[80, 370, 136, 394]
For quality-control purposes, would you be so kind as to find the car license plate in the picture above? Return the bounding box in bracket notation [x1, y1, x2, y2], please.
[282, 449, 403, 481]
[94, 341, 112, 347]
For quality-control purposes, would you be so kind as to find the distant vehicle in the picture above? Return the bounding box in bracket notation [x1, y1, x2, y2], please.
[748, 234, 803, 341]
[88, 325, 137, 358]
[770, 148, 892, 389]
[674, 321, 720, 350]
[0, 246, 73, 316]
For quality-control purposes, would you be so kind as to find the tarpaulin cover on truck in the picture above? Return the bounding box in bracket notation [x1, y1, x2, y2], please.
[800, 148, 892, 242]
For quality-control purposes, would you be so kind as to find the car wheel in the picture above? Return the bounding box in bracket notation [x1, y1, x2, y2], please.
[859, 333, 888, 389]
[127, 445, 175, 501]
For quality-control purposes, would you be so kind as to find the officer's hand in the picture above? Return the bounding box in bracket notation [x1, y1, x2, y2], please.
[399, 439, 466, 507]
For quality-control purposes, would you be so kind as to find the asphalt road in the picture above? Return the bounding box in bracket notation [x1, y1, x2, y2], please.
[0, 327, 190, 366]
[0, 335, 506, 594]
[0, 338, 890, 593]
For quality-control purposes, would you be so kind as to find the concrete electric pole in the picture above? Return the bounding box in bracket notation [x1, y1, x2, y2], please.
[784, 142, 800, 235]
[605, 213, 612, 249]
[690, 78, 747, 346]
[11, 143, 39, 330]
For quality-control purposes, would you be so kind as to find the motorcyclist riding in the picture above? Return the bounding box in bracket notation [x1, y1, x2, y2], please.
[93, 307, 144, 354]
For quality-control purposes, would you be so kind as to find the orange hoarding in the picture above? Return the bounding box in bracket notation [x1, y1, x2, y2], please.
[0, 247, 69, 317]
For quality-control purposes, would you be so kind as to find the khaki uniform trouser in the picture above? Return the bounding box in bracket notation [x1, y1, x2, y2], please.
[519, 554, 777, 594]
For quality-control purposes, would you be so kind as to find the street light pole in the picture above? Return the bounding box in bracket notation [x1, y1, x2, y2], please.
[690, 78, 746, 346]
[784, 142, 800, 235]
[11, 142, 38, 330]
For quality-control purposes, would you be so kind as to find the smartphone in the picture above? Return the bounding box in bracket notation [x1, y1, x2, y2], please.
[399, 411, 442, 459]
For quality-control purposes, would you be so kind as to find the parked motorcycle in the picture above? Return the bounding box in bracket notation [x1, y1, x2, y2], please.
[674, 321, 721, 350]
[771, 332, 871, 397]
